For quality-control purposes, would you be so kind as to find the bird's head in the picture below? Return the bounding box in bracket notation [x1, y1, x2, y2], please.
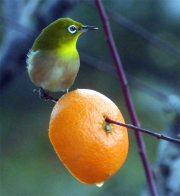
[32, 18, 98, 51]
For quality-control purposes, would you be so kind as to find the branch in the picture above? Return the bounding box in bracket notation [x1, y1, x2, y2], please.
[94, 0, 158, 195]
[105, 118, 180, 144]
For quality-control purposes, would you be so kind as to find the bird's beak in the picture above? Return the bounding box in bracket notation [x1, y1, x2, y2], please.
[79, 25, 98, 32]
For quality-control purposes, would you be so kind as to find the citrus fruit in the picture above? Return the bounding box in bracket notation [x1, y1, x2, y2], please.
[49, 89, 128, 186]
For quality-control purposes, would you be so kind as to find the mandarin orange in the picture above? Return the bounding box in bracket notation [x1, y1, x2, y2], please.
[49, 89, 128, 186]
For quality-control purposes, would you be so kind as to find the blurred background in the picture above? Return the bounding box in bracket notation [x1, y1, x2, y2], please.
[1, 0, 180, 195]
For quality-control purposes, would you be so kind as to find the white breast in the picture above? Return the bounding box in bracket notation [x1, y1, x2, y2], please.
[27, 50, 80, 92]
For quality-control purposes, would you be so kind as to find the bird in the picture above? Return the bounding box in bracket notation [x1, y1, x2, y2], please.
[27, 18, 98, 98]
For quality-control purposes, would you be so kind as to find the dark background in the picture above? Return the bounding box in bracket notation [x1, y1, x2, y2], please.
[1, 0, 180, 195]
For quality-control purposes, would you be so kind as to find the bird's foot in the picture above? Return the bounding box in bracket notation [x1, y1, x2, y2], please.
[38, 87, 49, 100]
[33, 88, 59, 102]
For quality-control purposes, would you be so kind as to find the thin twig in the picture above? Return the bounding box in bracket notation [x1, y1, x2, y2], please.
[105, 118, 180, 144]
[94, 0, 158, 195]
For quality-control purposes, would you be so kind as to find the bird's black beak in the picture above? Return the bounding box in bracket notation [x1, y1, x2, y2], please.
[79, 25, 98, 32]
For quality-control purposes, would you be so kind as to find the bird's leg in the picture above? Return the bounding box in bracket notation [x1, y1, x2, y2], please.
[33, 88, 59, 102]
[66, 89, 69, 93]
[39, 87, 49, 100]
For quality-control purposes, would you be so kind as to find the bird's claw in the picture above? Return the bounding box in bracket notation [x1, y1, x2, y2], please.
[33, 88, 59, 102]
[39, 87, 49, 100]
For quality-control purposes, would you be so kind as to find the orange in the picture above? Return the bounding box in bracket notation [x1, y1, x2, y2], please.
[49, 89, 128, 186]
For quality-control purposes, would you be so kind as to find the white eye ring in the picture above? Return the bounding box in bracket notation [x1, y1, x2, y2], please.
[68, 25, 77, 34]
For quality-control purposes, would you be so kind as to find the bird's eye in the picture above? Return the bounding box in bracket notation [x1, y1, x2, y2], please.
[68, 25, 77, 34]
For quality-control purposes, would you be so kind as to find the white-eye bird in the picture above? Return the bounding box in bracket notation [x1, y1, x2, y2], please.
[27, 18, 97, 96]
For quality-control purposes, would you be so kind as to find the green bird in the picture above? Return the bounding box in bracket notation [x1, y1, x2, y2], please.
[27, 18, 98, 96]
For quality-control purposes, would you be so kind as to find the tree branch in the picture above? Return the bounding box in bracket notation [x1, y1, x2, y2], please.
[94, 0, 158, 195]
[105, 117, 180, 144]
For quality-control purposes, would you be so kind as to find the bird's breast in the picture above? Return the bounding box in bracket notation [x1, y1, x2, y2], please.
[27, 49, 80, 92]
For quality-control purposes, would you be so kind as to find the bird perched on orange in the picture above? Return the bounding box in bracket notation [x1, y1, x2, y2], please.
[26, 18, 98, 97]
[49, 89, 129, 187]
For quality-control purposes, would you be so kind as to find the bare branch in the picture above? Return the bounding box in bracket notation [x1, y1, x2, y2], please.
[105, 117, 180, 144]
[94, 0, 158, 195]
